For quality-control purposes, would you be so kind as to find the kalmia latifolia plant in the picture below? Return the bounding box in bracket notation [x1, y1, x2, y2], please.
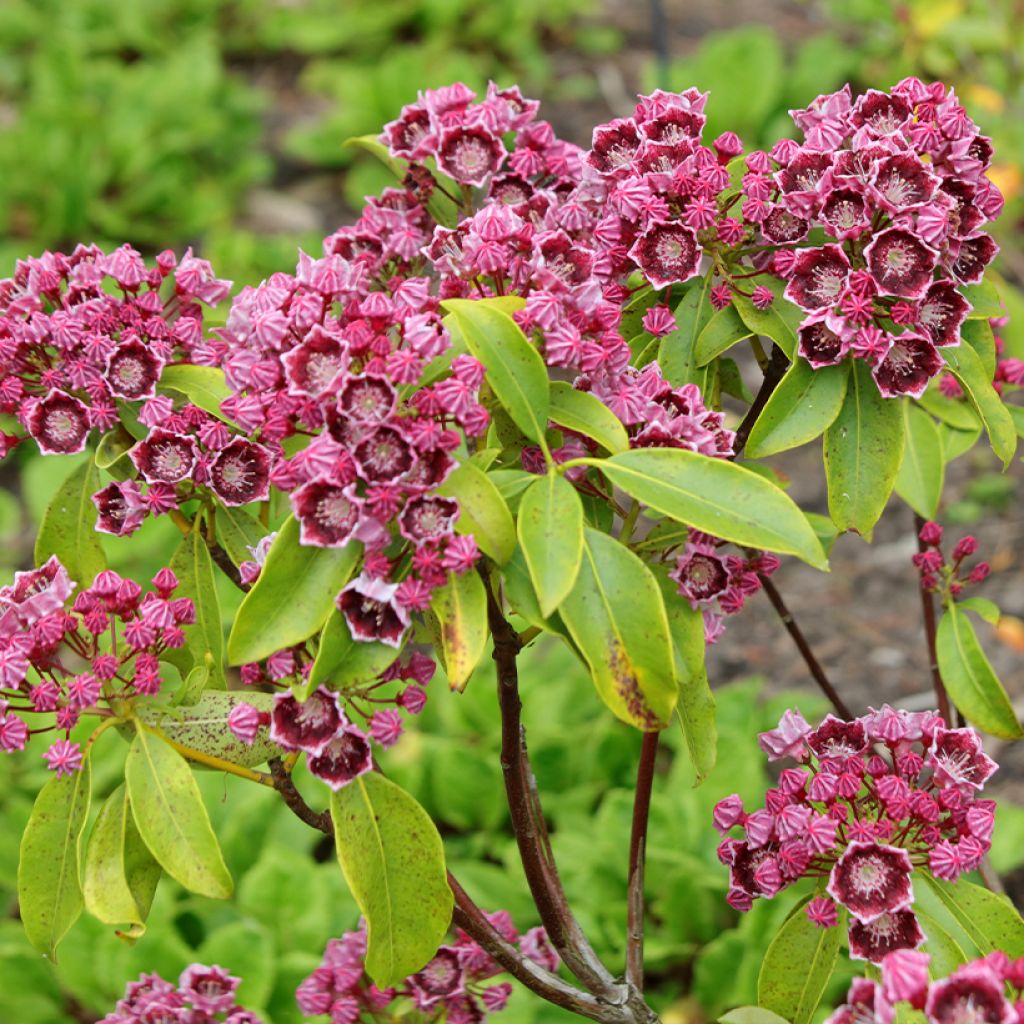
[0, 76, 1022, 1024]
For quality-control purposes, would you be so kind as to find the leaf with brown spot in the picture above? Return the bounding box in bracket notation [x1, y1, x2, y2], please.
[429, 570, 488, 691]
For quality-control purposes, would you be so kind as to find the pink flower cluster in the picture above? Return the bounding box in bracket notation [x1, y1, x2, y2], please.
[669, 532, 779, 643]
[756, 80, 1002, 398]
[296, 917, 558, 1024]
[828, 949, 1024, 1024]
[229, 649, 434, 790]
[0, 244, 230, 457]
[0, 557, 194, 775]
[714, 706, 997, 961]
[914, 520, 990, 594]
[101, 963, 260, 1023]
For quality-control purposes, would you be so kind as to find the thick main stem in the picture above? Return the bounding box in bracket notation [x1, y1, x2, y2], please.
[732, 343, 789, 458]
[913, 514, 952, 723]
[484, 575, 620, 998]
[626, 731, 658, 993]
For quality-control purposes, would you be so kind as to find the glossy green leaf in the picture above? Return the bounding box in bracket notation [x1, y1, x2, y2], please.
[757, 899, 842, 1024]
[125, 726, 233, 899]
[919, 874, 1024, 958]
[936, 606, 1023, 739]
[227, 515, 361, 664]
[437, 462, 515, 564]
[721, 1009, 791, 1024]
[961, 279, 1003, 320]
[34, 457, 106, 587]
[962, 319, 997, 379]
[158, 364, 233, 423]
[586, 448, 827, 569]
[429, 570, 488, 691]
[916, 910, 968, 978]
[745, 359, 848, 458]
[559, 528, 677, 729]
[695, 305, 752, 365]
[169, 522, 225, 688]
[895, 403, 944, 520]
[331, 772, 453, 986]
[659, 273, 715, 389]
[617, 285, 657, 340]
[957, 597, 1001, 625]
[937, 422, 982, 462]
[502, 546, 571, 640]
[214, 505, 268, 567]
[442, 299, 550, 447]
[824, 359, 905, 539]
[918, 388, 982, 432]
[517, 473, 584, 618]
[17, 757, 92, 959]
[732, 278, 801, 359]
[94, 424, 136, 474]
[83, 784, 160, 941]
[942, 344, 1017, 466]
[1009, 404, 1024, 439]
[548, 380, 629, 454]
[309, 612, 399, 695]
[488, 469, 535, 513]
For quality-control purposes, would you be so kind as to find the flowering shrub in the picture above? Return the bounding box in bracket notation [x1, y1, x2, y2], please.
[0, 76, 1021, 1024]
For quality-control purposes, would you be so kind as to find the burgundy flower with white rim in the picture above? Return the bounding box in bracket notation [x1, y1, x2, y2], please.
[926, 728, 997, 790]
[130, 429, 198, 484]
[105, 338, 164, 401]
[178, 964, 240, 1015]
[785, 245, 850, 311]
[670, 549, 730, 606]
[821, 188, 870, 239]
[338, 374, 397, 423]
[871, 154, 938, 211]
[269, 688, 344, 754]
[848, 910, 925, 964]
[852, 89, 911, 136]
[353, 426, 414, 482]
[437, 126, 504, 186]
[628, 222, 701, 289]
[925, 962, 1014, 1024]
[27, 390, 90, 455]
[588, 118, 642, 177]
[865, 229, 938, 299]
[918, 282, 970, 348]
[808, 715, 868, 758]
[282, 325, 349, 397]
[398, 495, 459, 544]
[828, 842, 914, 923]
[338, 573, 410, 648]
[209, 439, 271, 507]
[291, 479, 362, 548]
[93, 480, 147, 536]
[307, 726, 373, 791]
[950, 234, 999, 285]
[409, 948, 466, 1009]
[798, 314, 849, 368]
[762, 207, 809, 244]
[872, 333, 942, 399]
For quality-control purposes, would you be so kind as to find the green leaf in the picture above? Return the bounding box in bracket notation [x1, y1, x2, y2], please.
[442, 300, 550, 447]
[895, 403, 945, 520]
[502, 546, 571, 640]
[919, 873, 1024, 958]
[961, 279, 1003, 320]
[936, 606, 1023, 739]
[331, 772, 453, 986]
[757, 899, 842, 1024]
[429, 570, 488, 691]
[169, 522, 225, 688]
[745, 359, 848, 458]
[918, 388, 982, 432]
[18, 758, 92, 959]
[214, 505, 268, 567]
[125, 726, 233, 899]
[34, 457, 106, 587]
[732, 278, 801, 359]
[937, 422, 982, 462]
[437, 462, 515, 564]
[659, 273, 715, 388]
[82, 784, 160, 941]
[227, 515, 361, 664]
[94, 424, 136, 473]
[916, 910, 968, 978]
[309, 612, 399, 695]
[548, 380, 629, 454]
[1009, 404, 1024, 439]
[695, 305, 753, 365]
[942, 344, 1017, 466]
[962, 319, 997, 379]
[721, 1009, 792, 1024]
[558, 528, 677, 729]
[158, 364, 234, 423]
[824, 359, 905, 539]
[588, 448, 828, 569]
[517, 473, 584, 618]
[957, 597, 1001, 625]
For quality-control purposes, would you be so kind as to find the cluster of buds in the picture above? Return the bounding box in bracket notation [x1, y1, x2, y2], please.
[669, 532, 780, 643]
[914, 520, 990, 595]
[753, 79, 1001, 398]
[0, 244, 231, 459]
[827, 949, 1024, 1024]
[228, 648, 434, 790]
[714, 706, 997, 961]
[296, 917, 558, 1024]
[0, 557, 194, 775]
[101, 964, 260, 1023]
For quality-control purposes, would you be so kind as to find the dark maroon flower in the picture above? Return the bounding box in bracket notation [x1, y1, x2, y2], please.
[269, 688, 343, 754]
[848, 910, 925, 963]
[338, 374, 397, 422]
[865, 229, 937, 299]
[130, 429, 198, 483]
[409, 948, 466, 1009]
[588, 119, 642, 176]
[926, 728, 997, 790]
[670, 550, 729, 605]
[821, 189, 869, 239]
[437, 126, 504, 186]
[178, 964, 239, 1015]
[950, 234, 999, 285]
[762, 207, 809, 244]
[828, 842, 914, 923]
[382, 102, 434, 159]
[93, 480, 147, 536]
[852, 89, 911, 135]
[282, 326, 349, 397]
[872, 334, 942, 399]
[808, 715, 867, 758]
[209, 439, 271, 506]
[918, 282, 970, 347]
[925, 963, 1014, 1024]
[27, 390, 90, 454]
[353, 427, 414, 482]
[338, 574, 410, 648]
[938, 179, 985, 238]
[104, 338, 164, 401]
[776, 151, 833, 198]
[307, 726, 373, 790]
[872, 154, 937, 210]
[785, 245, 850, 310]
[291, 480, 362, 547]
[628, 222, 701, 288]
[398, 495, 459, 544]
[798, 316, 848, 367]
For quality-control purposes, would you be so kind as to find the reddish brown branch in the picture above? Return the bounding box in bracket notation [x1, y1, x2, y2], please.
[626, 731, 659, 992]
